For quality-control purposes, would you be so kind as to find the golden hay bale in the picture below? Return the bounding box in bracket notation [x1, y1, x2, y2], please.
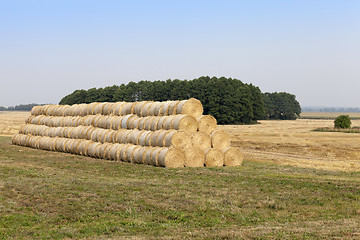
[133, 101, 146, 115]
[163, 116, 176, 130]
[176, 98, 203, 118]
[83, 115, 95, 126]
[129, 117, 141, 129]
[210, 130, 231, 151]
[143, 148, 155, 165]
[196, 115, 217, 135]
[159, 101, 173, 116]
[204, 148, 224, 167]
[183, 146, 205, 167]
[144, 116, 157, 130]
[164, 130, 191, 149]
[120, 102, 134, 115]
[108, 143, 123, 161]
[119, 144, 131, 161]
[154, 130, 168, 146]
[114, 129, 127, 143]
[111, 102, 125, 115]
[150, 147, 162, 166]
[141, 102, 153, 117]
[101, 129, 115, 143]
[149, 102, 161, 116]
[26, 115, 35, 124]
[98, 142, 112, 159]
[102, 103, 114, 115]
[133, 147, 146, 164]
[92, 102, 106, 115]
[125, 145, 138, 163]
[139, 131, 152, 146]
[129, 129, 141, 145]
[167, 101, 180, 115]
[171, 115, 197, 132]
[157, 147, 185, 168]
[31, 105, 42, 116]
[121, 114, 139, 129]
[110, 116, 123, 130]
[78, 104, 88, 116]
[192, 131, 211, 151]
[156, 116, 167, 130]
[150, 117, 160, 131]
[223, 147, 243, 166]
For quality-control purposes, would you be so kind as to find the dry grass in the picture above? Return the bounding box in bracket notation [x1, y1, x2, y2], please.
[220, 119, 360, 172]
[0, 111, 30, 136]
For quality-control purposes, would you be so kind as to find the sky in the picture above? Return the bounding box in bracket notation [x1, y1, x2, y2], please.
[1, 0, 359, 108]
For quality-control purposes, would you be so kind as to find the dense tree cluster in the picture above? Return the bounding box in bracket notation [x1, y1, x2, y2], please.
[59, 76, 301, 124]
[263, 92, 301, 120]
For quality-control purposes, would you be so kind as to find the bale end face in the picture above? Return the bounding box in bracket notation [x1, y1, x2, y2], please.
[223, 147, 243, 166]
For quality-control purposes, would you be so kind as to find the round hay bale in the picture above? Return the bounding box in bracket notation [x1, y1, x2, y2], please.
[167, 101, 180, 115]
[197, 115, 217, 135]
[129, 117, 141, 129]
[144, 131, 153, 146]
[144, 116, 157, 130]
[108, 143, 122, 161]
[164, 130, 191, 149]
[112, 102, 125, 115]
[111, 116, 123, 130]
[134, 147, 147, 164]
[157, 147, 185, 168]
[141, 102, 153, 117]
[121, 114, 135, 129]
[137, 117, 147, 130]
[210, 130, 231, 151]
[154, 130, 168, 146]
[31, 105, 41, 116]
[78, 104, 88, 116]
[143, 148, 155, 165]
[159, 101, 173, 116]
[133, 101, 145, 116]
[98, 143, 112, 159]
[130, 129, 141, 145]
[114, 129, 127, 143]
[223, 147, 243, 166]
[120, 103, 134, 115]
[148, 102, 160, 116]
[150, 117, 160, 131]
[121, 130, 133, 144]
[156, 116, 167, 130]
[119, 144, 131, 161]
[150, 147, 162, 166]
[204, 148, 224, 167]
[125, 145, 139, 163]
[171, 115, 197, 132]
[192, 131, 211, 151]
[98, 115, 110, 129]
[139, 131, 151, 146]
[102, 129, 115, 143]
[163, 116, 176, 130]
[93, 102, 106, 115]
[102, 103, 113, 115]
[176, 98, 203, 118]
[26, 115, 35, 124]
[184, 147, 205, 167]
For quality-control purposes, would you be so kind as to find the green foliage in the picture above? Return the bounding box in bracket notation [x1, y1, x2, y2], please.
[334, 115, 351, 129]
[0, 103, 44, 111]
[59, 77, 299, 124]
[263, 92, 301, 120]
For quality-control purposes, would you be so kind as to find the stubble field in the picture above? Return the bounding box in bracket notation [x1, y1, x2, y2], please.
[0, 111, 359, 239]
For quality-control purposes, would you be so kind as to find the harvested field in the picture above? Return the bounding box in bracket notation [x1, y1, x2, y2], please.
[0, 111, 30, 136]
[220, 119, 360, 172]
[301, 112, 360, 119]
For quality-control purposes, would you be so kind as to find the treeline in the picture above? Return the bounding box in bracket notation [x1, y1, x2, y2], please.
[0, 104, 44, 111]
[302, 107, 360, 112]
[59, 76, 301, 124]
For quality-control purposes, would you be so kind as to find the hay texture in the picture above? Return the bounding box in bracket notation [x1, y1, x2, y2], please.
[13, 98, 243, 168]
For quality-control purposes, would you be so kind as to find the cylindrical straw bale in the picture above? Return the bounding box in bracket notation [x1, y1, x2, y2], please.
[197, 115, 217, 135]
[157, 147, 185, 168]
[119, 145, 130, 161]
[134, 147, 147, 164]
[143, 148, 155, 165]
[93, 102, 106, 115]
[125, 145, 138, 163]
[112, 102, 125, 115]
[139, 131, 151, 146]
[164, 130, 191, 149]
[121, 130, 133, 144]
[167, 101, 180, 115]
[155, 130, 168, 146]
[121, 114, 134, 129]
[210, 130, 231, 151]
[129, 129, 141, 145]
[31, 106, 41, 116]
[133, 101, 146, 116]
[163, 116, 176, 130]
[149, 102, 161, 116]
[78, 104, 88, 116]
[204, 148, 224, 167]
[129, 117, 141, 129]
[192, 131, 211, 151]
[184, 147, 205, 167]
[144, 116, 157, 130]
[176, 98, 203, 118]
[140, 102, 153, 117]
[114, 129, 127, 143]
[223, 147, 243, 166]
[111, 116, 123, 130]
[120, 103, 134, 115]
[159, 101, 173, 116]
[150, 147, 162, 166]
[108, 143, 123, 161]
[98, 143, 112, 159]
[156, 116, 167, 130]
[101, 129, 115, 143]
[102, 103, 113, 115]
[150, 117, 160, 131]
[171, 115, 197, 132]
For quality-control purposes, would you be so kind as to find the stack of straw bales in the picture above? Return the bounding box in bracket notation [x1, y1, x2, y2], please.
[12, 98, 243, 168]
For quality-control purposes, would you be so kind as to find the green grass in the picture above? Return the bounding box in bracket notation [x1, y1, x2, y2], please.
[1, 136, 360, 239]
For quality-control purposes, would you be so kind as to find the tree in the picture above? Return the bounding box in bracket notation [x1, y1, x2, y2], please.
[334, 115, 351, 129]
[263, 92, 301, 120]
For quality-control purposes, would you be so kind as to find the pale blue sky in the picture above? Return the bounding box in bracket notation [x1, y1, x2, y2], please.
[1, 0, 359, 107]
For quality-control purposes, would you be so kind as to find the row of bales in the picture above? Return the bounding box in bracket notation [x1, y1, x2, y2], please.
[12, 98, 243, 168]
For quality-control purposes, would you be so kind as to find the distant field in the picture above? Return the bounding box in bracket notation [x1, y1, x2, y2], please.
[301, 112, 360, 119]
[0, 111, 30, 136]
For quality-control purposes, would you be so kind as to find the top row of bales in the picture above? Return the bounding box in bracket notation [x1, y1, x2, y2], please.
[31, 99, 203, 118]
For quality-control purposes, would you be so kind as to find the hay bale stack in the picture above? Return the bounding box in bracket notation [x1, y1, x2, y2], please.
[13, 98, 243, 168]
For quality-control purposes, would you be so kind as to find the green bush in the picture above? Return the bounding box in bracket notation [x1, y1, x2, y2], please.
[334, 115, 351, 129]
